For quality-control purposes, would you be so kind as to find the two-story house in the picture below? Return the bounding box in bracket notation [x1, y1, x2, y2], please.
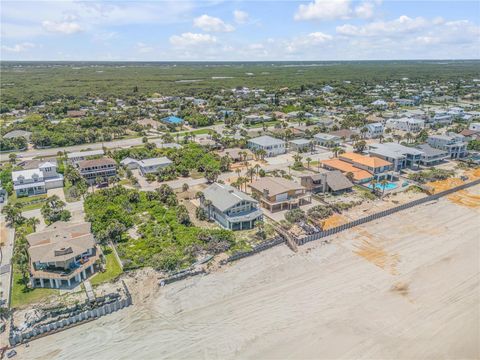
[313, 133, 341, 147]
[77, 157, 117, 184]
[12, 161, 64, 197]
[67, 149, 105, 164]
[427, 135, 467, 159]
[369, 143, 423, 171]
[300, 170, 353, 194]
[249, 177, 310, 212]
[364, 122, 384, 139]
[385, 118, 424, 132]
[201, 183, 263, 230]
[27, 221, 99, 289]
[247, 135, 286, 157]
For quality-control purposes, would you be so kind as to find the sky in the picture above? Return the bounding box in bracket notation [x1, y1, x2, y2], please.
[1, 0, 479, 61]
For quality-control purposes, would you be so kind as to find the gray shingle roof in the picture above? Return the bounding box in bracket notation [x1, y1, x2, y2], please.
[203, 183, 257, 212]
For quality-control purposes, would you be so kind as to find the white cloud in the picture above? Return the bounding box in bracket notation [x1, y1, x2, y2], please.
[354, 2, 375, 19]
[42, 20, 83, 34]
[169, 32, 217, 47]
[295, 0, 381, 21]
[336, 15, 428, 36]
[295, 0, 352, 21]
[233, 10, 249, 24]
[193, 14, 235, 32]
[135, 42, 154, 53]
[1, 42, 36, 53]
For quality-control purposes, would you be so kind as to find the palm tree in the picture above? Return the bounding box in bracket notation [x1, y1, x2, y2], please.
[370, 178, 378, 194]
[253, 164, 261, 179]
[27, 217, 40, 232]
[306, 157, 312, 169]
[203, 199, 212, 219]
[380, 178, 389, 197]
[332, 146, 341, 158]
[247, 168, 255, 183]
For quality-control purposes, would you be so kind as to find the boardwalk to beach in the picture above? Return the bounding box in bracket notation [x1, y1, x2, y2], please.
[18, 186, 480, 360]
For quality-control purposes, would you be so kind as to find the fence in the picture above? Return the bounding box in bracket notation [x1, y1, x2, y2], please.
[222, 237, 286, 264]
[9, 296, 132, 346]
[296, 178, 480, 246]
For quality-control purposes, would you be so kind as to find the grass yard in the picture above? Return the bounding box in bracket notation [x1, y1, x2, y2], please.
[90, 246, 123, 286]
[245, 120, 280, 128]
[9, 193, 48, 211]
[10, 267, 58, 309]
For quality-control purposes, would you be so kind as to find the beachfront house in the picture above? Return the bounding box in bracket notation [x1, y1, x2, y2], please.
[300, 170, 353, 194]
[201, 183, 263, 230]
[12, 161, 64, 197]
[416, 144, 449, 166]
[247, 135, 286, 157]
[427, 135, 467, 159]
[368, 143, 423, 171]
[28, 221, 99, 289]
[249, 177, 310, 212]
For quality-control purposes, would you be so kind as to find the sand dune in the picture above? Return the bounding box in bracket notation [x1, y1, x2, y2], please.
[18, 187, 480, 360]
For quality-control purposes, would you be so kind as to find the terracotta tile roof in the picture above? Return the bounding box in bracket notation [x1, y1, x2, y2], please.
[321, 159, 373, 181]
[340, 152, 392, 168]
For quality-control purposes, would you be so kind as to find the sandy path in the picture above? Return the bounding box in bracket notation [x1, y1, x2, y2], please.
[17, 187, 480, 360]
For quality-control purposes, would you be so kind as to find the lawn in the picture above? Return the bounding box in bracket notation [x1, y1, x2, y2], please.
[175, 129, 215, 136]
[10, 267, 58, 309]
[90, 246, 123, 286]
[9, 193, 48, 211]
[245, 120, 280, 128]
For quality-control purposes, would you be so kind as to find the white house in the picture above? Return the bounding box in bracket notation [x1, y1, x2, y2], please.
[369, 143, 424, 171]
[385, 118, 424, 132]
[371, 99, 388, 109]
[244, 114, 272, 124]
[247, 135, 286, 157]
[12, 161, 64, 197]
[313, 133, 341, 147]
[120, 157, 173, 176]
[427, 135, 467, 159]
[364, 122, 384, 138]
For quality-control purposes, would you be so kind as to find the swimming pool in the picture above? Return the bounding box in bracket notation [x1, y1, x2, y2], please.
[366, 181, 398, 191]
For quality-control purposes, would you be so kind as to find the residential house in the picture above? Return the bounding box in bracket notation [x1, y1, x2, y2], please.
[416, 144, 449, 166]
[313, 133, 341, 147]
[247, 135, 286, 157]
[289, 138, 312, 152]
[12, 161, 64, 197]
[201, 183, 263, 230]
[3, 130, 32, 141]
[427, 135, 467, 159]
[67, 149, 105, 164]
[77, 158, 117, 184]
[369, 143, 423, 171]
[371, 100, 388, 109]
[249, 177, 310, 212]
[364, 123, 384, 139]
[120, 157, 173, 175]
[432, 111, 454, 125]
[136, 118, 160, 129]
[300, 170, 353, 194]
[66, 110, 87, 118]
[385, 117, 424, 132]
[329, 129, 358, 141]
[28, 221, 99, 289]
[321, 152, 393, 183]
[244, 114, 272, 124]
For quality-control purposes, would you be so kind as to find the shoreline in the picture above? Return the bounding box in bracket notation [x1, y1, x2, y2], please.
[15, 187, 480, 359]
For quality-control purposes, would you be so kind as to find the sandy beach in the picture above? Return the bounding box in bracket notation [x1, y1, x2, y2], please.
[17, 185, 480, 360]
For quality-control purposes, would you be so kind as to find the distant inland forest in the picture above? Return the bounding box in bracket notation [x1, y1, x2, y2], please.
[1, 60, 479, 109]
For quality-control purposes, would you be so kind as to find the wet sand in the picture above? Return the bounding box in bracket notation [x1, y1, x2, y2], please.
[18, 187, 480, 360]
